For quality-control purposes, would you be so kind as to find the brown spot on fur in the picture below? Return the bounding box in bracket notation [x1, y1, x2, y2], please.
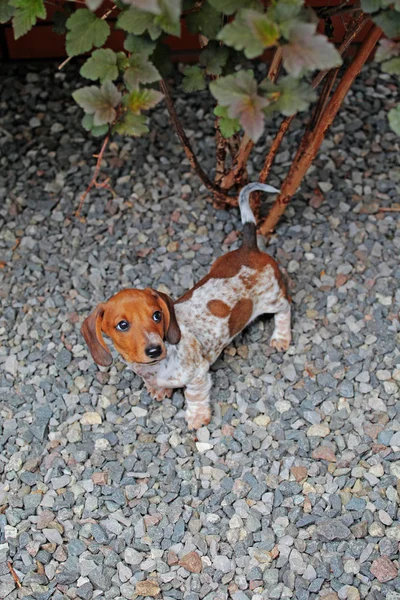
[239, 270, 260, 290]
[207, 300, 230, 318]
[228, 298, 253, 337]
[177, 246, 287, 304]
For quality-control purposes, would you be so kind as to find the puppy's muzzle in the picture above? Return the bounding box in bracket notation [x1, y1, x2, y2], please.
[145, 344, 163, 360]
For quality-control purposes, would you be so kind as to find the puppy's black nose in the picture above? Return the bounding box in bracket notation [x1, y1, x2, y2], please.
[145, 345, 162, 359]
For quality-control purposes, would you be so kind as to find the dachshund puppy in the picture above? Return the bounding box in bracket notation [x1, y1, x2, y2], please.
[82, 183, 291, 429]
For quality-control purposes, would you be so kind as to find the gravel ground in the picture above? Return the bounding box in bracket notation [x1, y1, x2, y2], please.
[0, 60, 399, 600]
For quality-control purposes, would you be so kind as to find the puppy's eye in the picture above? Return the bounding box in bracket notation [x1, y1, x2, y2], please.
[153, 311, 162, 323]
[116, 320, 130, 332]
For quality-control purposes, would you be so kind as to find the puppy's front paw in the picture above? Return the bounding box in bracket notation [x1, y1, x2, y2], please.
[145, 385, 173, 402]
[185, 407, 211, 430]
[270, 334, 291, 352]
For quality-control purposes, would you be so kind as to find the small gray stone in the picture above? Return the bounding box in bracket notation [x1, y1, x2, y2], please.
[213, 555, 232, 573]
[317, 520, 351, 541]
[124, 547, 143, 565]
[56, 348, 72, 369]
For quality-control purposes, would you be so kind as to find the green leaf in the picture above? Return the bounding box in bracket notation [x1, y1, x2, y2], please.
[86, 0, 104, 10]
[186, 1, 221, 39]
[372, 10, 400, 38]
[360, 0, 382, 13]
[210, 70, 268, 142]
[0, 0, 15, 24]
[92, 124, 110, 137]
[81, 113, 109, 136]
[114, 112, 149, 136]
[267, 0, 306, 39]
[382, 0, 400, 9]
[82, 113, 95, 131]
[66, 9, 110, 57]
[208, 0, 261, 15]
[125, 0, 182, 24]
[154, 12, 180, 36]
[124, 53, 161, 90]
[262, 76, 317, 116]
[11, 0, 45, 39]
[281, 22, 342, 77]
[218, 9, 280, 59]
[116, 51, 130, 71]
[214, 105, 241, 138]
[80, 49, 119, 83]
[123, 0, 162, 14]
[375, 39, 400, 62]
[124, 88, 164, 113]
[381, 57, 400, 75]
[159, 0, 181, 22]
[181, 65, 206, 92]
[124, 33, 156, 55]
[117, 6, 161, 39]
[73, 81, 122, 126]
[199, 42, 229, 75]
[388, 104, 400, 135]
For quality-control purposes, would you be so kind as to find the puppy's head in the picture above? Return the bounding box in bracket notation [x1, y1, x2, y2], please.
[81, 289, 181, 366]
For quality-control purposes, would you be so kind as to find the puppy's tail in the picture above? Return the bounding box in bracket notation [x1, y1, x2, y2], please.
[239, 182, 279, 249]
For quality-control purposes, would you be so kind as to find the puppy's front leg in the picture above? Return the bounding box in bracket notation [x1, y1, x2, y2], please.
[144, 382, 173, 402]
[184, 370, 212, 430]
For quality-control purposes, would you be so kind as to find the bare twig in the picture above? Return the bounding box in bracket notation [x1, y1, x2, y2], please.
[258, 118, 292, 185]
[215, 124, 227, 186]
[76, 134, 114, 217]
[160, 79, 234, 206]
[8, 563, 22, 589]
[259, 24, 382, 236]
[310, 68, 340, 129]
[379, 207, 400, 212]
[258, 12, 370, 187]
[316, 1, 361, 19]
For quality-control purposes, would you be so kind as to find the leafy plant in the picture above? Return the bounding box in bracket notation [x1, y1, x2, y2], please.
[3, 0, 399, 229]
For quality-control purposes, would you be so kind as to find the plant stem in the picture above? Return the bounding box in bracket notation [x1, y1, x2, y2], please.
[220, 47, 283, 192]
[76, 134, 112, 217]
[258, 12, 369, 187]
[215, 124, 227, 186]
[160, 80, 234, 206]
[259, 24, 382, 236]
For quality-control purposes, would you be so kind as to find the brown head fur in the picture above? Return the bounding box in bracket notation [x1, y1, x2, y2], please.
[81, 289, 181, 366]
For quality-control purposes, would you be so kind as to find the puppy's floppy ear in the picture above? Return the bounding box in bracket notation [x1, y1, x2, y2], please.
[81, 304, 113, 366]
[153, 291, 181, 345]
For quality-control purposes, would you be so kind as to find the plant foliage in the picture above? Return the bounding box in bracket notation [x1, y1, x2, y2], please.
[2, 0, 399, 145]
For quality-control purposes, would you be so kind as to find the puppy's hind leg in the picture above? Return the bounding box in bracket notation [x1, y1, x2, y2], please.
[270, 297, 291, 352]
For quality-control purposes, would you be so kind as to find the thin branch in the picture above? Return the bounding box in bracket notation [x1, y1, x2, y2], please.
[316, 1, 361, 19]
[379, 207, 400, 212]
[160, 79, 234, 206]
[258, 119, 292, 185]
[258, 12, 370, 187]
[215, 124, 227, 186]
[310, 68, 340, 129]
[76, 134, 114, 217]
[8, 563, 22, 589]
[259, 24, 382, 236]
